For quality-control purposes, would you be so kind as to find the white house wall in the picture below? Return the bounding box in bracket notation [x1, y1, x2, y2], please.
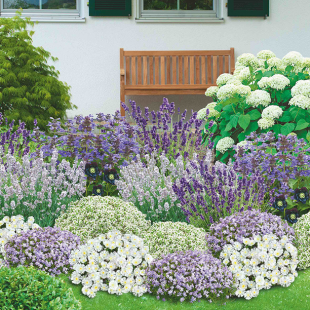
[30, 0, 310, 117]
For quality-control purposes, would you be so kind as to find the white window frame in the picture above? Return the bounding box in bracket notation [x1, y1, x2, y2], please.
[136, 0, 224, 22]
[0, 0, 85, 22]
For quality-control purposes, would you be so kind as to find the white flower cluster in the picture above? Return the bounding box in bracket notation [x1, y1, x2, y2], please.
[258, 74, 290, 91]
[282, 51, 304, 72]
[261, 105, 283, 119]
[257, 50, 276, 60]
[267, 57, 286, 71]
[205, 86, 219, 98]
[235, 67, 251, 82]
[216, 73, 234, 87]
[246, 90, 271, 107]
[220, 234, 298, 300]
[237, 53, 260, 68]
[0, 215, 40, 268]
[258, 118, 275, 130]
[69, 230, 153, 298]
[197, 102, 219, 120]
[217, 84, 251, 101]
[216, 137, 234, 154]
[289, 80, 310, 109]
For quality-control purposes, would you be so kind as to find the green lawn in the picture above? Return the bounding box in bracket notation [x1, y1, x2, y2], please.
[58, 267, 310, 310]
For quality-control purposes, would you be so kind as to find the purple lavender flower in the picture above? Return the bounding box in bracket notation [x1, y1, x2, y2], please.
[145, 250, 234, 303]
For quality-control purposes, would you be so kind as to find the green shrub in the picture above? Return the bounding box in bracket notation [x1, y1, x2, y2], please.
[202, 50, 310, 163]
[0, 265, 82, 309]
[0, 10, 76, 130]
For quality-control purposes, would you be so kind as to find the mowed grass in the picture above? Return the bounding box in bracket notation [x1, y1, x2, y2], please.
[58, 267, 310, 310]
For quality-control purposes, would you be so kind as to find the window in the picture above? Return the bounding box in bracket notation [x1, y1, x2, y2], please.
[0, 0, 84, 21]
[136, 0, 224, 22]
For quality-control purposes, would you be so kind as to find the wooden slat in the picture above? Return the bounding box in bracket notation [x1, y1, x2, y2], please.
[124, 50, 233, 56]
[201, 56, 206, 84]
[184, 56, 189, 84]
[213, 56, 218, 84]
[207, 56, 212, 84]
[190, 56, 195, 85]
[155, 56, 159, 85]
[178, 56, 183, 84]
[196, 56, 200, 84]
[125, 84, 216, 90]
[149, 56, 154, 85]
[230, 47, 235, 73]
[120, 48, 125, 116]
[125, 89, 209, 96]
[161, 56, 165, 85]
[219, 56, 223, 75]
[225, 56, 229, 73]
[126, 57, 130, 85]
[131, 57, 136, 86]
[172, 56, 177, 84]
[143, 56, 148, 85]
[137, 56, 142, 85]
[166, 56, 171, 84]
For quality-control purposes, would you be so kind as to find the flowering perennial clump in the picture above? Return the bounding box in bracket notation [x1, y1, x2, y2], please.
[69, 230, 153, 298]
[221, 234, 298, 300]
[4, 226, 80, 276]
[0, 215, 40, 268]
[216, 137, 235, 154]
[55, 196, 151, 244]
[142, 222, 207, 259]
[206, 209, 294, 256]
[145, 250, 234, 303]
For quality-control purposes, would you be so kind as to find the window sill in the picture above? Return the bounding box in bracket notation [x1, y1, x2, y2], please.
[0, 13, 85, 23]
[135, 17, 224, 23]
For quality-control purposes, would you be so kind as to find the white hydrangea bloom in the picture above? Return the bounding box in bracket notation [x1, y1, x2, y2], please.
[291, 80, 310, 98]
[246, 90, 271, 107]
[282, 51, 304, 68]
[257, 50, 276, 60]
[227, 78, 243, 86]
[268, 74, 290, 90]
[261, 105, 283, 120]
[234, 63, 247, 76]
[237, 53, 260, 68]
[204, 102, 220, 118]
[257, 77, 270, 89]
[205, 86, 219, 98]
[258, 118, 275, 129]
[236, 85, 252, 97]
[289, 95, 310, 109]
[216, 73, 234, 87]
[235, 67, 251, 82]
[216, 137, 235, 154]
[197, 107, 208, 120]
[267, 57, 286, 71]
[217, 84, 238, 100]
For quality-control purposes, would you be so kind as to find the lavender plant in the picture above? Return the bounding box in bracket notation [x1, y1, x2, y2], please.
[3, 226, 81, 276]
[233, 132, 310, 220]
[0, 149, 86, 227]
[121, 98, 211, 165]
[206, 209, 295, 257]
[116, 151, 189, 223]
[145, 250, 234, 303]
[172, 156, 266, 231]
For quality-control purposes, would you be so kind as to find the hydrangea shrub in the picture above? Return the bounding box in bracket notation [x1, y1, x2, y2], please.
[0, 215, 40, 268]
[145, 250, 234, 303]
[221, 234, 298, 300]
[69, 230, 153, 298]
[142, 222, 207, 259]
[55, 196, 151, 244]
[202, 50, 310, 162]
[0, 266, 82, 309]
[4, 226, 80, 276]
[206, 209, 295, 256]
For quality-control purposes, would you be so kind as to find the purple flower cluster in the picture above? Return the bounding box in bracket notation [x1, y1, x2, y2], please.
[122, 98, 209, 163]
[145, 250, 234, 303]
[172, 158, 266, 230]
[4, 227, 80, 276]
[206, 209, 295, 256]
[233, 132, 310, 201]
[30, 111, 140, 170]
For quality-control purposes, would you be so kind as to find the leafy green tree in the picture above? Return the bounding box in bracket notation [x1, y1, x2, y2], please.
[0, 10, 76, 130]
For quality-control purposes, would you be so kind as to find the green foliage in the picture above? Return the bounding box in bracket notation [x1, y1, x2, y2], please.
[0, 265, 82, 309]
[0, 10, 76, 130]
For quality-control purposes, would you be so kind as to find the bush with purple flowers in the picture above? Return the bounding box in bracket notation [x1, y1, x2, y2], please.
[206, 209, 295, 257]
[145, 250, 234, 303]
[3, 226, 81, 276]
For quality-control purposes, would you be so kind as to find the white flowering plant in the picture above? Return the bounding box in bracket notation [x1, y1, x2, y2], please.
[0, 215, 40, 268]
[68, 230, 153, 298]
[202, 50, 310, 163]
[220, 234, 298, 300]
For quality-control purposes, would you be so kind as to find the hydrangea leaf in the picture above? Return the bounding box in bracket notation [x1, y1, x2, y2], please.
[295, 119, 310, 131]
[230, 114, 239, 128]
[248, 109, 261, 121]
[225, 122, 233, 132]
[244, 122, 259, 136]
[238, 114, 251, 130]
[214, 103, 223, 112]
[271, 124, 282, 136]
[278, 111, 293, 122]
[281, 123, 296, 135]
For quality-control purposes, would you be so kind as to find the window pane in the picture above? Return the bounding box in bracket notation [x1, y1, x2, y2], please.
[4, 0, 39, 9]
[42, 0, 76, 9]
[180, 0, 213, 10]
[144, 0, 177, 10]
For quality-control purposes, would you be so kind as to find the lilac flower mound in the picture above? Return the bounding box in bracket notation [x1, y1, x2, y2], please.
[4, 227, 80, 276]
[206, 209, 295, 256]
[145, 250, 234, 303]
